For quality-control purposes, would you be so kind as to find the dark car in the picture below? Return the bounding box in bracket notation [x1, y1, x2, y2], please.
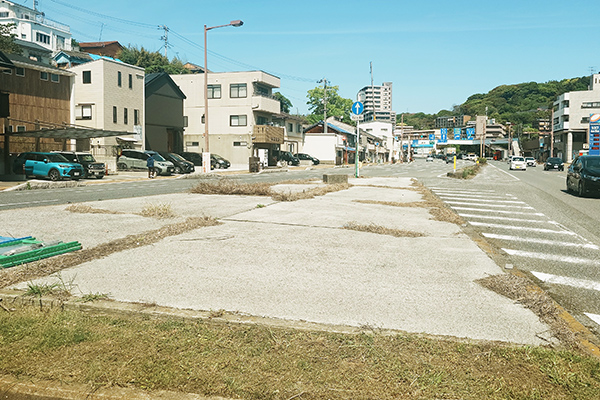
[211, 153, 230, 169]
[277, 151, 300, 166]
[566, 155, 600, 197]
[55, 151, 105, 179]
[158, 152, 195, 174]
[179, 152, 216, 169]
[544, 157, 564, 171]
[296, 153, 320, 165]
[12, 152, 84, 181]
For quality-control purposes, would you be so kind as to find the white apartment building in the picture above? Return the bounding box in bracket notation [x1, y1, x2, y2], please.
[360, 120, 395, 162]
[553, 74, 600, 162]
[69, 57, 145, 172]
[0, 0, 72, 53]
[171, 71, 292, 167]
[356, 82, 396, 125]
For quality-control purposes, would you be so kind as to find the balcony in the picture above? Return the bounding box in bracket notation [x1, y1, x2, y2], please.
[251, 94, 280, 114]
[253, 125, 284, 144]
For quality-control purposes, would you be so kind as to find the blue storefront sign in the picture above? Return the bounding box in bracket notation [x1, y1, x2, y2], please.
[453, 128, 461, 140]
[590, 114, 600, 156]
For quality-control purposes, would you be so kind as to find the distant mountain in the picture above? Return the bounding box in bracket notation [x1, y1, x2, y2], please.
[400, 76, 591, 130]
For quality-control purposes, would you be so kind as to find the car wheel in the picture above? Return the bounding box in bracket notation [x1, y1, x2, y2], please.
[566, 178, 572, 193]
[48, 169, 60, 181]
[117, 162, 127, 170]
[96, 175, 104, 179]
[578, 181, 586, 197]
[175, 166, 182, 174]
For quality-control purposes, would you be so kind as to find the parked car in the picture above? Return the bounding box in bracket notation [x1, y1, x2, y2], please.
[158, 152, 195, 174]
[525, 157, 536, 167]
[445, 154, 455, 164]
[465, 153, 477, 161]
[211, 154, 231, 169]
[544, 157, 564, 171]
[12, 152, 84, 181]
[117, 150, 174, 175]
[295, 153, 320, 165]
[277, 151, 300, 166]
[566, 155, 600, 197]
[55, 151, 105, 179]
[178, 152, 217, 169]
[509, 156, 527, 171]
[426, 155, 434, 162]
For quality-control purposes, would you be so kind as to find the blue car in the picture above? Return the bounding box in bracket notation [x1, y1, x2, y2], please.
[13, 152, 84, 181]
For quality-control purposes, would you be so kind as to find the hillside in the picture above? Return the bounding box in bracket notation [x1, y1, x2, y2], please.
[401, 76, 591, 130]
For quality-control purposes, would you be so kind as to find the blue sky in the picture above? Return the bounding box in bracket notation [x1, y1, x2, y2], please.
[25, 0, 600, 115]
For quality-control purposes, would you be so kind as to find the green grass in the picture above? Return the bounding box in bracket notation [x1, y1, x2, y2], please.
[1, 305, 600, 399]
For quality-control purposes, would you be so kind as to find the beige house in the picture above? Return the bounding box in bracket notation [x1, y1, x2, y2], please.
[69, 57, 145, 172]
[171, 70, 289, 167]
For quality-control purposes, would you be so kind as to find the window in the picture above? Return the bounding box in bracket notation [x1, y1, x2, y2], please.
[256, 116, 268, 125]
[2, 69, 10, 75]
[113, 106, 117, 123]
[297, 124, 302, 133]
[124, 108, 128, 124]
[76, 104, 92, 120]
[15, 67, 24, 77]
[288, 123, 293, 132]
[201, 114, 205, 124]
[0, 12, 9, 17]
[117, 71, 122, 87]
[40, 71, 48, 80]
[207, 84, 221, 99]
[230, 83, 247, 98]
[17, 126, 26, 132]
[128, 74, 132, 89]
[134, 109, 140, 125]
[582, 102, 600, 109]
[82, 70, 91, 84]
[51, 73, 59, 83]
[35, 32, 50, 44]
[233, 141, 248, 147]
[230, 115, 247, 126]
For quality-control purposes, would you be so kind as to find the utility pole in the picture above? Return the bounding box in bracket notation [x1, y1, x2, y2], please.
[319, 78, 328, 135]
[550, 108, 554, 158]
[160, 25, 169, 58]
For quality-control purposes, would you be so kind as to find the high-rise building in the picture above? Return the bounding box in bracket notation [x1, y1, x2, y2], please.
[357, 82, 396, 126]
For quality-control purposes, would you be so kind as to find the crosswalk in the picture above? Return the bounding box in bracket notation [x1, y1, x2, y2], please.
[430, 186, 600, 327]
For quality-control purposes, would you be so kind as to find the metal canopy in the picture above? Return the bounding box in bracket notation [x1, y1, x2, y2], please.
[8, 127, 135, 140]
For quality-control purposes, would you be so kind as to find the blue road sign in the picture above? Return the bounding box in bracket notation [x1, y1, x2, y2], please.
[352, 101, 364, 115]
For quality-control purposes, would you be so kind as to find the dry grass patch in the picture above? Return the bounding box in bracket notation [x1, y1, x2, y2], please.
[139, 202, 176, 219]
[0, 217, 220, 289]
[343, 221, 424, 238]
[65, 204, 123, 214]
[272, 183, 350, 202]
[1, 305, 600, 399]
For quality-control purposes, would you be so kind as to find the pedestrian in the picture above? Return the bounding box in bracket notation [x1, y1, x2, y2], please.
[147, 153, 155, 178]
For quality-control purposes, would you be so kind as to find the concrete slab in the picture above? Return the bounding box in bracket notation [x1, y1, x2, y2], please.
[7, 177, 551, 345]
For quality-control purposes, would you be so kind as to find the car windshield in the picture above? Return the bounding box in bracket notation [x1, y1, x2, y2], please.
[148, 152, 166, 161]
[513, 157, 525, 161]
[79, 154, 95, 162]
[212, 154, 224, 160]
[168, 153, 186, 162]
[46, 153, 69, 162]
[548, 158, 562, 163]
[584, 157, 600, 168]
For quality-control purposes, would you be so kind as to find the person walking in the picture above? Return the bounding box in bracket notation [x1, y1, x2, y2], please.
[147, 153, 155, 178]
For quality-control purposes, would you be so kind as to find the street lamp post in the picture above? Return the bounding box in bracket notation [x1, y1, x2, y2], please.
[203, 19, 243, 173]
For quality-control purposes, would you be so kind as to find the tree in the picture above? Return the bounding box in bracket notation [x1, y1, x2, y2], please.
[306, 85, 353, 125]
[116, 46, 189, 74]
[273, 92, 292, 114]
[0, 23, 21, 55]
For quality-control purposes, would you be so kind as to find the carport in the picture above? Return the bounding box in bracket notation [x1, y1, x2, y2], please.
[1, 120, 136, 178]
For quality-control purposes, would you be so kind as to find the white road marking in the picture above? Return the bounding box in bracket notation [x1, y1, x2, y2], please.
[472, 221, 575, 234]
[429, 187, 497, 193]
[435, 193, 518, 200]
[584, 313, 600, 326]
[504, 249, 600, 264]
[438, 196, 527, 204]
[459, 214, 548, 223]
[445, 200, 533, 209]
[0, 199, 59, 208]
[488, 163, 521, 181]
[483, 233, 599, 249]
[531, 271, 600, 291]
[451, 206, 544, 216]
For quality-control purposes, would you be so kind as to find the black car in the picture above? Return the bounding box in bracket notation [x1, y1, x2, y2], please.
[158, 152, 195, 174]
[277, 151, 300, 166]
[211, 153, 230, 169]
[178, 152, 223, 170]
[55, 151, 105, 179]
[544, 157, 564, 171]
[566, 155, 600, 197]
[295, 153, 320, 165]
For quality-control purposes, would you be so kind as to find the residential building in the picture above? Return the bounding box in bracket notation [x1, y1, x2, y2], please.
[53, 49, 93, 69]
[69, 56, 145, 172]
[0, 51, 75, 174]
[78, 41, 123, 58]
[360, 120, 394, 162]
[144, 72, 186, 153]
[303, 117, 358, 165]
[435, 115, 471, 129]
[170, 70, 286, 167]
[552, 74, 600, 162]
[356, 82, 396, 125]
[0, 0, 72, 53]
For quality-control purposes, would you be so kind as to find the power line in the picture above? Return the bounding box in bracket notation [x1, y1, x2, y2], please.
[49, 0, 157, 28]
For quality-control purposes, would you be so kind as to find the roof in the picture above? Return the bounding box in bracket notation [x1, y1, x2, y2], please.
[0, 51, 15, 70]
[14, 39, 52, 54]
[54, 49, 93, 61]
[79, 41, 123, 49]
[6, 53, 75, 76]
[145, 72, 186, 99]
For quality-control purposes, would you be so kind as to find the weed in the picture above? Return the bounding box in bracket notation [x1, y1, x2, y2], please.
[65, 204, 123, 214]
[256, 204, 266, 208]
[343, 222, 424, 238]
[79, 293, 110, 303]
[140, 202, 176, 219]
